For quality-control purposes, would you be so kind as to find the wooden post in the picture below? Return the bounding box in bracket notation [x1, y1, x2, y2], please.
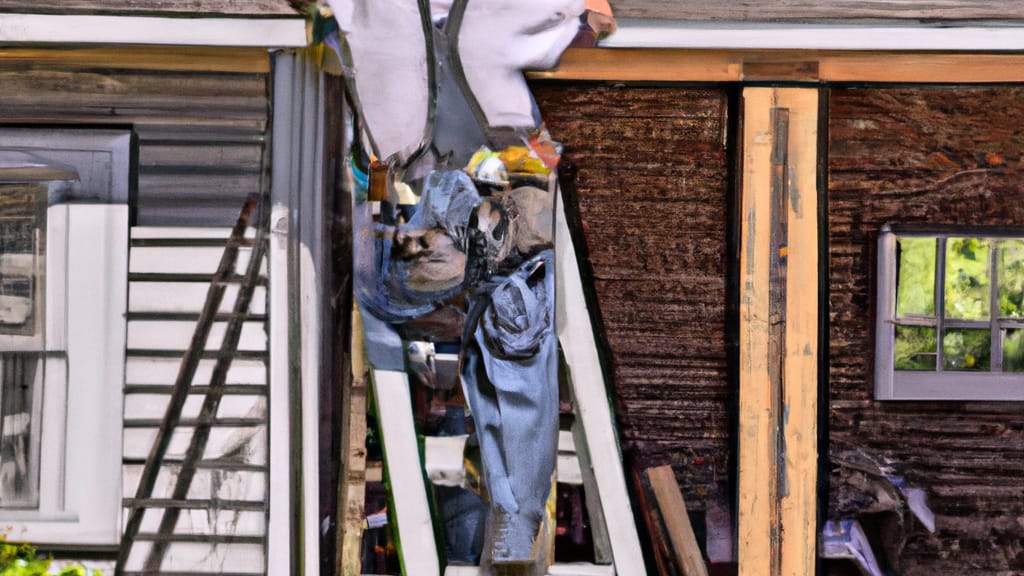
[337, 305, 368, 576]
[738, 87, 819, 576]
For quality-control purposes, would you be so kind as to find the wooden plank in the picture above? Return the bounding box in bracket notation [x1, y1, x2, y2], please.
[777, 89, 819, 576]
[570, 396, 613, 563]
[0, 0, 297, 16]
[371, 369, 440, 576]
[737, 87, 777, 576]
[0, 47, 270, 73]
[607, 0, 1024, 21]
[532, 49, 1024, 83]
[337, 306, 368, 576]
[738, 87, 819, 576]
[646, 465, 709, 576]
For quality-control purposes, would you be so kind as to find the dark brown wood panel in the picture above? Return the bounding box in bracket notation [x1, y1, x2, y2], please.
[0, 0, 297, 16]
[0, 50, 271, 226]
[828, 86, 1024, 575]
[532, 83, 734, 511]
[611, 0, 1024, 22]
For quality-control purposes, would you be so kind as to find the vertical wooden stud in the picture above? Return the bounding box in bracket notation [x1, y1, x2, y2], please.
[337, 305, 368, 576]
[738, 87, 819, 576]
[738, 87, 778, 576]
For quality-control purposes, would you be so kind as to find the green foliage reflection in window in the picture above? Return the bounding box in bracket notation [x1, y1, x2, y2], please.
[893, 232, 1024, 373]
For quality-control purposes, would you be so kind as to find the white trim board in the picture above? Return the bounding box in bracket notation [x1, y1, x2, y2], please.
[0, 13, 306, 47]
[600, 19, 1024, 51]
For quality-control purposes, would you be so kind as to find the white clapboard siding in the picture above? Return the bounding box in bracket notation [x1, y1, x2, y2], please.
[121, 542, 265, 573]
[129, 246, 263, 275]
[123, 466, 267, 503]
[123, 225, 270, 574]
[124, 426, 267, 463]
[126, 357, 268, 386]
[124, 394, 266, 421]
[132, 508, 267, 536]
[127, 320, 267, 351]
[129, 283, 268, 314]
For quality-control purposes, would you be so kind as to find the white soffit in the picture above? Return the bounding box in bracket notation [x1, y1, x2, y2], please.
[601, 19, 1024, 51]
[0, 12, 307, 47]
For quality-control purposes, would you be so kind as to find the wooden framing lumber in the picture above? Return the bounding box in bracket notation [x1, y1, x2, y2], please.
[336, 306, 368, 576]
[531, 49, 1024, 83]
[645, 466, 709, 576]
[370, 369, 440, 576]
[737, 87, 819, 576]
[0, 47, 271, 73]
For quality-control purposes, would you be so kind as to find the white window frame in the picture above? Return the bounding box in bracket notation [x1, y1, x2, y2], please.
[875, 223, 1024, 401]
[0, 130, 131, 545]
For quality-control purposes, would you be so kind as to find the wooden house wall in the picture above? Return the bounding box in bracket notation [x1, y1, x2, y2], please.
[0, 1, 297, 16]
[0, 48, 274, 572]
[828, 86, 1024, 574]
[532, 83, 735, 514]
[609, 0, 1023, 22]
[0, 49, 272, 226]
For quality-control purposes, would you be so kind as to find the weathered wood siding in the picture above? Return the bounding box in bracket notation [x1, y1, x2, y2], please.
[532, 83, 734, 512]
[0, 49, 271, 226]
[610, 0, 1024, 22]
[0, 0, 297, 16]
[828, 86, 1024, 575]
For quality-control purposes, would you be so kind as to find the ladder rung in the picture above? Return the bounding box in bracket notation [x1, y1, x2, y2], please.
[132, 533, 264, 545]
[123, 498, 265, 511]
[128, 272, 268, 286]
[126, 311, 267, 323]
[130, 237, 262, 248]
[123, 417, 265, 429]
[125, 349, 268, 360]
[124, 384, 267, 396]
[123, 458, 267, 473]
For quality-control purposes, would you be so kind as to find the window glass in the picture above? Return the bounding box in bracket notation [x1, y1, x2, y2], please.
[1003, 329, 1024, 372]
[0, 184, 44, 337]
[896, 236, 936, 317]
[0, 353, 40, 508]
[945, 237, 990, 320]
[942, 328, 990, 371]
[998, 239, 1024, 318]
[894, 325, 937, 370]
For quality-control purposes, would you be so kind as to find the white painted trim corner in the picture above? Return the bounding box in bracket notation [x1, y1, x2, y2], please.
[0, 13, 307, 47]
[600, 19, 1024, 51]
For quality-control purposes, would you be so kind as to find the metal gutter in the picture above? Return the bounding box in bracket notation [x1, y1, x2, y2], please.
[0, 12, 306, 47]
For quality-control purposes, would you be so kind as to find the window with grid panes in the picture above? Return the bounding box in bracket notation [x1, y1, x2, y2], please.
[876, 224, 1024, 400]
